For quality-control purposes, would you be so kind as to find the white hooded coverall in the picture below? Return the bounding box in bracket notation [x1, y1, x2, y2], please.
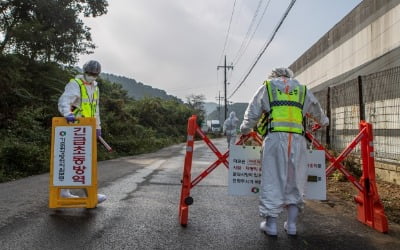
[223, 111, 239, 147]
[240, 77, 329, 218]
[57, 74, 105, 201]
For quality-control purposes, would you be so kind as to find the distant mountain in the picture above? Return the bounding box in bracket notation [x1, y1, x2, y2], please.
[99, 73, 248, 121]
[203, 102, 218, 115]
[206, 102, 248, 126]
[101, 73, 181, 102]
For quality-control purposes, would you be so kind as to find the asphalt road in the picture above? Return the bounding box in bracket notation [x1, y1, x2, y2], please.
[0, 138, 399, 250]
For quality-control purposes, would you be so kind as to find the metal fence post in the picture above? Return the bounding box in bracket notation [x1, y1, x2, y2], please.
[326, 87, 331, 145]
[358, 75, 365, 121]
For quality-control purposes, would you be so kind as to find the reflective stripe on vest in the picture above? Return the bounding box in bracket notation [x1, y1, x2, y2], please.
[72, 78, 99, 118]
[256, 112, 270, 136]
[265, 80, 306, 134]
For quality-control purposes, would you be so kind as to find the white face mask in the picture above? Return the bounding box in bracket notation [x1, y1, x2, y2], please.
[84, 74, 97, 83]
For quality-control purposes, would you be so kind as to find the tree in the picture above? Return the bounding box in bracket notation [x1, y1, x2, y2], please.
[186, 94, 205, 110]
[0, 0, 108, 64]
[186, 94, 206, 124]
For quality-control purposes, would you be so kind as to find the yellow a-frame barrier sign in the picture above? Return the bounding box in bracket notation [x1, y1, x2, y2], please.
[49, 117, 98, 208]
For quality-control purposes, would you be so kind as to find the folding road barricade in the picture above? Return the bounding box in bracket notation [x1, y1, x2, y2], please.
[306, 121, 388, 233]
[179, 115, 388, 233]
[49, 117, 98, 208]
[178, 115, 262, 226]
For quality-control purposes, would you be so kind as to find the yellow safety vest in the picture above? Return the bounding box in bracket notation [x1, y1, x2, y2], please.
[265, 80, 306, 134]
[71, 78, 99, 118]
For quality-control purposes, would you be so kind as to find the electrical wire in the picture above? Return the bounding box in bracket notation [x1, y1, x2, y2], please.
[229, 0, 297, 99]
[232, 0, 264, 65]
[218, 0, 237, 64]
[233, 0, 272, 67]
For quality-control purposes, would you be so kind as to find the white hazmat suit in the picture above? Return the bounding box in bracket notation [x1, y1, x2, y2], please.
[223, 111, 239, 148]
[57, 60, 106, 204]
[240, 71, 328, 235]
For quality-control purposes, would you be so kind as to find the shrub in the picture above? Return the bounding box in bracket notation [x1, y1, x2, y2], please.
[0, 140, 49, 180]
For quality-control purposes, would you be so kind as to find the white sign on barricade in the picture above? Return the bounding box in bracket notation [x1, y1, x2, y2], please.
[228, 145, 262, 196]
[53, 126, 93, 186]
[228, 146, 326, 200]
[304, 150, 326, 200]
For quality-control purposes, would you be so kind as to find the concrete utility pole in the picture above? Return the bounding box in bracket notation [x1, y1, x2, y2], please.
[215, 91, 223, 122]
[217, 55, 233, 120]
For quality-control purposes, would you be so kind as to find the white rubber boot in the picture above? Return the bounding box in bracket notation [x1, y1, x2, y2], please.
[60, 189, 79, 198]
[97, 193, 107, 203]
[260, 216, 277, 236]
[284, 204, 298, 235]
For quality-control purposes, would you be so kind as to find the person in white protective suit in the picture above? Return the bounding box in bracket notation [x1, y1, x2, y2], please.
[240, 67, 329, 236]
[223, 111, 239, 148]
[58, 60, 107, 204]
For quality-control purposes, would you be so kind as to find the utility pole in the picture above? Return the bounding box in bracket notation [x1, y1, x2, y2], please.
[215, 91, 223, 122]
[217, 55, 233, 120]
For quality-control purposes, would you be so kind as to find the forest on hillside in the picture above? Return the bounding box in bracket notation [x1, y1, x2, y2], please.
[0, 1, 204, 182]
[101, 73, 181, 101]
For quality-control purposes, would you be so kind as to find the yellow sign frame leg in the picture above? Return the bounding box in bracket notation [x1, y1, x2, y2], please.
[49, 117, 98, 208]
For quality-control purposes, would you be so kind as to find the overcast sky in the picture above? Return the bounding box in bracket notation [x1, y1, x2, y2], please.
[78, 0, 362, 103]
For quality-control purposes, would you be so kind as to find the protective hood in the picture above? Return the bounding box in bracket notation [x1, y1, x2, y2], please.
[270, 78, 301, 93]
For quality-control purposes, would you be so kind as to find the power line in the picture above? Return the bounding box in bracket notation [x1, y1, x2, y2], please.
[232, 0, 264, 65]
[229, 0, 297, 99]
[218, 0, 237, 64]
[233, 0, 272, 66]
